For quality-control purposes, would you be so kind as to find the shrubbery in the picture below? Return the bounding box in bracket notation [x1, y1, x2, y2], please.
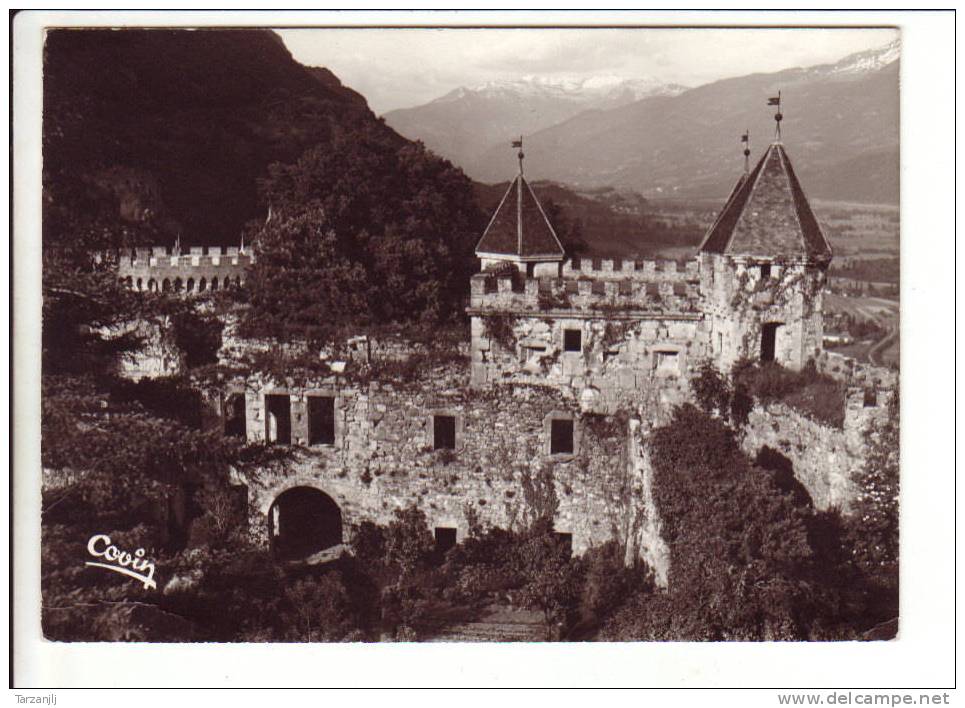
[733, 360, 846, 428]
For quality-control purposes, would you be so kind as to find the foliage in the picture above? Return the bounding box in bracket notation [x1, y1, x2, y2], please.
[481, 313, 518, 353]
[171, 309, 224, 368]
[240, 127, 484, 347]
[605, 404, 858, 640]
[733, 360, 846, 428]
[846, 391, 899, 620]
[690, 361, 752, 429]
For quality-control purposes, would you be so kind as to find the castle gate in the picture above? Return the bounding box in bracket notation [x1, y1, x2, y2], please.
[268, 486, 343, 560]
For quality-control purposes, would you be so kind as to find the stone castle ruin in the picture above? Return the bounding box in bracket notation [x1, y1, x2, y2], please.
[114, 137, 897, 583]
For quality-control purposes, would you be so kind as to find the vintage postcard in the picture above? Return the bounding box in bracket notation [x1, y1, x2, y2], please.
[9, 8, 956, 695]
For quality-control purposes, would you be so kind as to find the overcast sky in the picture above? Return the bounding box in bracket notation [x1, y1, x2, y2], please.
[276, 27, 897, 114]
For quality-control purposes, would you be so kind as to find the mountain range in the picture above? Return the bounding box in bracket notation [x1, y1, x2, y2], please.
[384, 76, 687, 178]
[385, 40, 900, 204]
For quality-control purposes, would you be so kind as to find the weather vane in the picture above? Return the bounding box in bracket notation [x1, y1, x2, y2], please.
[741, 129, 750, 174]
[768, 91, 782, 141]
[512, 136, 524, 174]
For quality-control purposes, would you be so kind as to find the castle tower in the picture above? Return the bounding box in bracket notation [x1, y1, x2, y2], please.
[474, 139, 566, 278]
[698, 139, 833, 372]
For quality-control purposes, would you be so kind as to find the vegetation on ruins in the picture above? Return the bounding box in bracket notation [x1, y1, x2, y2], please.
[599, 404, 896, 641]
[733, 359, 847, 429]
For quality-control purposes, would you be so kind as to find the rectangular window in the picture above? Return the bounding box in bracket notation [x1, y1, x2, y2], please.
[863, 388, 878, 408]
[654, 350, 680, 375]
[550, 418, 574, 455]
[434, 527, 458, 554]
[265, 394, 292, 445]
[563, 329, 582, 352]
[433, 415, 456, 450]
[760, 264, 772, 279]
[307, 396, 335, 445]
[224, 393, 247, 439]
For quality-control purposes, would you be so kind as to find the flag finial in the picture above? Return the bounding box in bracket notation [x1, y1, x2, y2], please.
[768, 91, 783, 141]
[512, 136, 524, 174]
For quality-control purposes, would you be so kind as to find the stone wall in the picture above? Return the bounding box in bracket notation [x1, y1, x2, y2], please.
[234, 371, 652, 560]
[469, 311, 703, 414]
[741, 401, 865, 511]
[116, 246, 253, 294]
[700, 252, 827, 371]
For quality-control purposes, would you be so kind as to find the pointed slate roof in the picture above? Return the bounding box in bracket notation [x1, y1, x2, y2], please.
[475, 174, 566, 260]
[699, 143, 832, 260]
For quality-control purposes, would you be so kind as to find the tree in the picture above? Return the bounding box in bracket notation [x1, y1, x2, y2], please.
[241, 127, 485, 346]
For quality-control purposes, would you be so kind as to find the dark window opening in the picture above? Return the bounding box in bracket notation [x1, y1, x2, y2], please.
[224, 393, 247, 438]
[863, 388, 878, 408]
[554, 532, 573, 558]
[434, 415, 456, 450]
[563, 329, 582, 352]
[760, 264, 772, 279]
[761, 323, 781, 363]
[591, 281, 606, 295]
[484, 277, 497, 294]
[550, 418, 574, 455]
[526, 262, 536, 278]
[265, 394, 292, 445]
[434, 527, 457, 554]
[571, 257, 581, 271]
[618, 281, 633, 296]
[308, 396, 336, 445]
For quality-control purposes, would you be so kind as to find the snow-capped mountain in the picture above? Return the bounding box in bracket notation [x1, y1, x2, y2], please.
[815, 37, 901, 77]
[383, 76, 686, 172]
[435, 75, 687, 106]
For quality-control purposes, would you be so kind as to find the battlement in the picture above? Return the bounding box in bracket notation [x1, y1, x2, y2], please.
[561, 256, 699, 281]
[468, 272, 702, 317]
[120, 246, 256, 268]
[115, 246, 254, 294]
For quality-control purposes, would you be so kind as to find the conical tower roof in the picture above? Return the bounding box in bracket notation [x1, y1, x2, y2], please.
[475, 174, 566, 261]
[699, 142, 832, 260]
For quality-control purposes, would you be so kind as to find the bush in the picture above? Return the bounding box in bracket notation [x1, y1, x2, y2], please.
[733, 361, 846, 428]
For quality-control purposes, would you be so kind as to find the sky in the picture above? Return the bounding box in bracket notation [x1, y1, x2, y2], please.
[276, 27, 898, 114]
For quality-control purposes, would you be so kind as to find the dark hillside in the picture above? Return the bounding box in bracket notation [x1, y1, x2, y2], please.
[43, 29, 403, 247]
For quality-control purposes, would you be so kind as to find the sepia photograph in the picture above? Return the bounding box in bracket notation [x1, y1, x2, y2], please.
[37, 21, 901, 644]
[10, 7, 956, 694]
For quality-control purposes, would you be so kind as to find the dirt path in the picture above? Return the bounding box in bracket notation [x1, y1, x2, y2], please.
[868, 328, 898, 366]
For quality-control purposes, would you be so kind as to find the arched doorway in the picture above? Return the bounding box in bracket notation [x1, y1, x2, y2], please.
[268, 487, 342, 560]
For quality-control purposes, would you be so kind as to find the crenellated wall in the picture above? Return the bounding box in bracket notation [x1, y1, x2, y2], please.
[116, 246, 254, 294]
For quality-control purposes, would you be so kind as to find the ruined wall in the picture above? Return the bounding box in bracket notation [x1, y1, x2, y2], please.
[740, 402, 861, 511]
[234, 370, 650, 559]
[467, 272, 706, 413]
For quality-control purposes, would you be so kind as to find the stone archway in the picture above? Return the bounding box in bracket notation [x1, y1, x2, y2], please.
[267, 486, 343, 560]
